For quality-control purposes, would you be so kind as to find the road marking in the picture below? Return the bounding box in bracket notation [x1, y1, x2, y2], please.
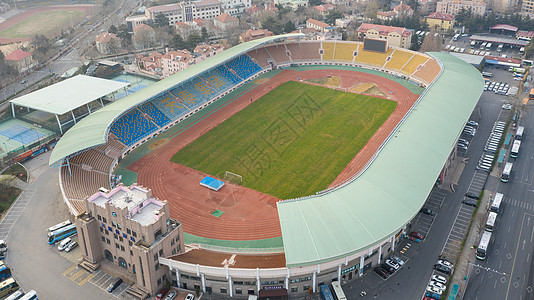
[78, 273, 95, 286]
[506, 213, 528, 299]
[62, 264, 77, 276]
[70, 269, 87, 281]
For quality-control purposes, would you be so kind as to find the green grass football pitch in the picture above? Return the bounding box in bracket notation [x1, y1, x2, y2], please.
[171, 81, 397, 199]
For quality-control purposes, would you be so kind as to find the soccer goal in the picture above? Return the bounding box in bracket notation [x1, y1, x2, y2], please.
[224, 171, 243, 185]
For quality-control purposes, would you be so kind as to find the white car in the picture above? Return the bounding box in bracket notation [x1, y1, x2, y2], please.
[432, 274, 447, 285]
[426, 285, 443, 295]
[390, 256, 404, 266]
[165, 291, 177, 300]
[502, 103, 513, 110]
[385, 259, 400, 270]
[185, 294, 195, 300]
[429, 280, 446, 291]
[65, 241, 78, 252]
[438, 259, 454, 269]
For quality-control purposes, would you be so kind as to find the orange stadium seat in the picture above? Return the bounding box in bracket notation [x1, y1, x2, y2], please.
[354, 48, 395, 67]
[384, 49, 415, 71]
[412, 58, 441, 84]
[333, 42, 358, 62]
[401, 54, 429, 74]
[321, 42, 335, 61]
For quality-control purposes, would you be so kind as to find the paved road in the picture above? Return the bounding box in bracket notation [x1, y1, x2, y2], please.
[4, 152, 123, 299]
[463, 84, 534, 299]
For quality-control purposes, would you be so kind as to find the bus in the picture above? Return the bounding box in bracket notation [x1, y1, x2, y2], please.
[47, 224, 76, 244]
[511, 140, 521, 158]
[453, 33, 460, 41]
[497, 44, 504, 52]
[0, 262, 11, 281]
[19, 290, 38, 300]
[331, 281, 347, 300]
[491, 193, 503, 213]
[520, 47, 525, 55]
[0, 278, 18, 298]
[319, 284, 335, 300]
[501, 162, 513, 182]
[4, 290, 24, 300]
[470, 41, 476, 48]
[485, 212, 498, 232]
[476, 231, 492, 260]
[486, 43, 492, 50]
[516, 126, 525, 140]
[46, 220, 72, 235]
[480, 42, 487, 50]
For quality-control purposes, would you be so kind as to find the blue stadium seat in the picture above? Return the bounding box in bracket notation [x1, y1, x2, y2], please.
[150, 93, 190, 120]
[215, 64, 241, 84]
[138, 101, 171, 127]
[225, 55, 261, 81]
[110, 109, 157, 146]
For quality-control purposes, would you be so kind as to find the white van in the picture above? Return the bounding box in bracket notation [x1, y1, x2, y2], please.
[58, 237, 72, 251]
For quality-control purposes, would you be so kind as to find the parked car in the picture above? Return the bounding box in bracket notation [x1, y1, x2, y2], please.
[462, 199, 477, 207]
[381, 263, 396, 275]
[374, 267, 389, 279]
[185, 293, 195, 300]
[409, 231, 424, 239]
[465, 192, 480, 199]
[429, 280, 446, 291]
[385, 259, 400, 270]
[426, 285, 443, 295]
[165, 291, 177, 300]
[425, 291, 442, 299]
[457, 144, 468, 151]
[107, 277, 123, 293]
[432, 274, 447, 285]
[438, 259, 453, 268]
[467, 120, 478, 127]
[434, 264, 451, 275]
[57, 237, 72, 251]
[64, 241, 78, 252]
[458, 139, 469, 146]
[390, 256, 404, 266]
[420, 208, 436, 216]
[155, 288, 169, 300]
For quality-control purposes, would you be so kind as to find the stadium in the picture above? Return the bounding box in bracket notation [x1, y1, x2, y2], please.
[48, 33, 484, 297]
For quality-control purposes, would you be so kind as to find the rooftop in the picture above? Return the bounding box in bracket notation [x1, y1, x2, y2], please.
[490, 24, 518, 32]
[4, 49, 31, 61]
[146, 3, 182, 13]
[306, 18, 329, 29]
[87, 185, 166, 227]
[10, 75, 128, 115]
[358, 23, 411, 37]
[427, 12, 455, 21]
[170, 249, 286, 268]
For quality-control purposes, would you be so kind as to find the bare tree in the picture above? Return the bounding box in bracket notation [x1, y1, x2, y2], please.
[419, 29, 443, 52]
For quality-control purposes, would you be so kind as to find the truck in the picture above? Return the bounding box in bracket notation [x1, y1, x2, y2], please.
[509, 67, 526, 73]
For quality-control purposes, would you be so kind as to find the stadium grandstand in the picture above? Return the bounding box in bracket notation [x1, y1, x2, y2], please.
[48, 34, 483, 298]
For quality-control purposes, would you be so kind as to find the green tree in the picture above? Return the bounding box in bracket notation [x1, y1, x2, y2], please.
[154, 14, 170, 28]
[261, 16, 283, 34]
[171, 34, 186, 49]
[187, 33, 203, 51]
[117, 24, 132, 47]
[309, 0, 322, 5]
[201, 27, 209, 42]
[365, 1, 379, 19]
[108, 25, 118, 34]
[325, 11, 342, 25]
[284, 21, 296, 33]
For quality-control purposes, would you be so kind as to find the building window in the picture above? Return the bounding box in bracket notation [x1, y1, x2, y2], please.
[220, 288, 227, 293]
[303, 285, 310, 291]
[154, 254, 158, 261]
[132, 231, 137, 237]
[291, 287, 298, 292]
[116, 243, 120, 249]
[121, 245, 125, 251]
[235, 288, 242, 294]
[171, 239, 175, 246]
[119, 236, 123, 242]
[114, 234, 118, 240]
[155, 263, 160, 271]
[129, 241, 133, 246]
[112, 221, 116, 228]
[102, 217, 107, 223]
[176, 236, 180, 242]
[127, 228, 131, 235]
[159, 249, 163, 256]
[130, 250, 133, 256]
[118, 257, 127, 269]
[97, 215, 101, 221]
[117, 224, 122, 230]
[100, 227, 104, 233]
[157, 278, 162, 286]
[106, 238, 110, 244]
[172, 249, 176, 255]
[101, 236, 106, 242]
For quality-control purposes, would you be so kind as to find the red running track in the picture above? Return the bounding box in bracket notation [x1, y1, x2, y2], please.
[127, 69, 420, 241]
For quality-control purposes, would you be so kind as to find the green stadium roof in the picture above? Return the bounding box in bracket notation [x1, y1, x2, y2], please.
[276, 52, 484, 267]
[49, 33, 304, 165]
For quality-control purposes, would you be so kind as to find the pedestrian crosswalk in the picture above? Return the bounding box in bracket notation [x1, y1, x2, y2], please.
[504, 197, 534, 211]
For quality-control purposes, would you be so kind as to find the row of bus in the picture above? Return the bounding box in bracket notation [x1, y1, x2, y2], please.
[319, 281, 346, 300]
[46, 220, 77, 245]
[500, 126, 524, 183]
[476, 193, 503, 260]
[0, 260, 38, 300]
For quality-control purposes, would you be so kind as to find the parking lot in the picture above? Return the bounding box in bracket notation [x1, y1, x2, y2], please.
[411, 188, 448, 240]
[0, 189, 36, 241]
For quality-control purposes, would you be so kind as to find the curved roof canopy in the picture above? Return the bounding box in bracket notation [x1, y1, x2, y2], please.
[277, 52, 484, 267]
[49, 33, 303, 165]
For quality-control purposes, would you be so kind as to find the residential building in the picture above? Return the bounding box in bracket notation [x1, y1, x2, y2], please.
[306, 18, 330, 33]
[273, 0, 308, 11]
[418, 0, 437, 14]
[132, 24, 156, 50]
[239, 29, 274, 42]
[377, 11, 397, 21]
[436, 0, 485, 16]
[95, 32, 120, 55]
[161, 49, 199, 77]
[323, 0, 349, 6]
[487, 0, 520, 13]
[314, 4, 336, 16]
[194, 43, 224, 60]
[426, 12, 455, 31]
[4, 49, 35, 73]
[522, 0, 534, 15]
[377, 2, 414, 20]
[75, 184, 184, 298]
[145, 0, 221, 26]
[220, 0, 251, 16]
[357, 23, 412, 49]
[136, 51, 163, 77]
[214, 12, 239, 31]
[125, 15, 150, 32]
